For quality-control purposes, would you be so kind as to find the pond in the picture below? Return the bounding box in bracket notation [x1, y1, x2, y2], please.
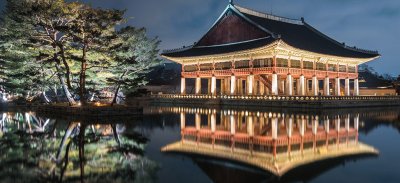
[0, 106, 399, 183]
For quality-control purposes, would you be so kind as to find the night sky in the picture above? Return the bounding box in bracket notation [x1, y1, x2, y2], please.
[1, 0, 399, 75]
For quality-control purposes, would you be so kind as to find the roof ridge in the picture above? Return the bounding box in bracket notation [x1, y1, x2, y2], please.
[162, 45, 194, 54]
[303, 22, 379, 55]
[196, 36, 272, 48]
[234, 5, 303, 25]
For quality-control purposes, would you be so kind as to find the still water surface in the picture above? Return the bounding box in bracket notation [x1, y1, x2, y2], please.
[0, 106, 399, 183]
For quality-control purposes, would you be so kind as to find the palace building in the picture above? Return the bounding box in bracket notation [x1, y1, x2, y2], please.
[161, 2, 380, 97]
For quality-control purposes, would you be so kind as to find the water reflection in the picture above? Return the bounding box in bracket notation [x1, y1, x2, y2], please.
[0, 112, 158, 183]
[152, 107, 379, 177]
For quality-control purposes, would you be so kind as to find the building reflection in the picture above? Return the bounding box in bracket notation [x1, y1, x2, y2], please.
[156, 107, 379, 176]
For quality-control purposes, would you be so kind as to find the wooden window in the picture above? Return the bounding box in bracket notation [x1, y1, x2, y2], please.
[183, 65, 198, 72]
[276, 58, 288, 67]
[348, 66, 356, 73]
[328, 64, 336, 71]
[200, 63, 213, 71]
[316, 63, 325, 70]
[291, 60, 301, 68]
[253, 58, 272, 68]
[303, 61, 313, 69]
[215, 62, 232, 70]
[235, 60, 250, 69]
[339, 65, 347, 72]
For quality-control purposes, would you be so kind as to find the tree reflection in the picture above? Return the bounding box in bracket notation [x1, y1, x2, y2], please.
[0, 112, 159, 183]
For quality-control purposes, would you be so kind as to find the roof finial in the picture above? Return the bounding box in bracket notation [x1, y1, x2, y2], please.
[229, 0, 233, 5]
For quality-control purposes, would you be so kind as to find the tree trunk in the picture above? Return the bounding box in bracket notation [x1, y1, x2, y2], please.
[42, 90, 50, 103]
[55, 63, 76, 106]
[79, 44, 87, 105]
[111, 70, 128, 106]
[111, 84, 121, 106]
[59, 45, 73, 90]
[53, 42, 75, 106]
[53, 85, 60, 103]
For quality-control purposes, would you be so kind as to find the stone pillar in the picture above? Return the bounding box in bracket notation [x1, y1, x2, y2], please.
[237, 79, 242, 95]
[230, 115, 236, 135]
[345, 114, 350, 132]
[211, 113, 216, 133]
[324, 77, 330, 96]
[230, 75, 236, 95]
[345, 78, 350, 96]
[247, 74, 254, 95]
[271, 73, 278, 95]
[354, 114, 359, 131]
[247, 116, 254, 137]
[312, 76, 318, 96]
[324, 118, 330, 133]
[299, 75, 305, 96]
[254, 80, 259, 95]
[335, 77, 341, 96]
[299, 117, 305, 137]
[312, 116, 319, 135]
[211, 76, 216, 95]
[287, 117, 293, 138]
[280, 79, 285, 95]
[195, 77, 201, 95]
[207, 78, 211, 95]
[180, 77, 186, 94]
[220, 79, 225, 95]
[335, 117, 340, 132]
[286, 74, 293, 96]
[272, 117, 278, 140]
[354, 78, 359, 96]
[195, 113, 201, 131]
[180, 112, 185, 130]
[259, 82, 265, 95]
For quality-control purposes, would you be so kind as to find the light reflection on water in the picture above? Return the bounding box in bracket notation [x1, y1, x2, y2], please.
[0, 107, 399, 183]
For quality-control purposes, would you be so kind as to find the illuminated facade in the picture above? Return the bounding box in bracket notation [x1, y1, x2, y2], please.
[161, 2, 379, 96]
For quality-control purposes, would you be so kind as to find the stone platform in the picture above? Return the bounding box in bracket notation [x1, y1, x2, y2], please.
[152, 94, 400, 108]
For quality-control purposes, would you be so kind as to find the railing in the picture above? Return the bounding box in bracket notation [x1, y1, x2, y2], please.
[182, 67, 358, 78]
[152, 94, 400, 101]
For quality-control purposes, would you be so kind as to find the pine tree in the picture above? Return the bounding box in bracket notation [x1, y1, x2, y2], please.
[109, 27, 161, 105]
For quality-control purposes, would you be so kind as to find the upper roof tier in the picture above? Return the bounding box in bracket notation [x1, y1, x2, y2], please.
[162, 3, 379, 59]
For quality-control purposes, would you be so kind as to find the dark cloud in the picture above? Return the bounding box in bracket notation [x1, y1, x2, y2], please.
[1, 0, 399, 75]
